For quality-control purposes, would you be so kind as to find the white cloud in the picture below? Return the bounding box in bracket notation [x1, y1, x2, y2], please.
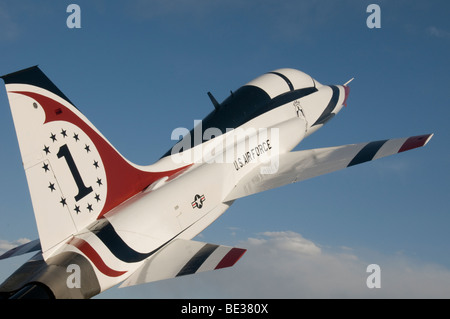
[247, 231, 321, 256]
[4, 231, 444, 299]
[109, 231, 450, 299]
[228, 231, 450, 298]
[3, 232, 449, 299]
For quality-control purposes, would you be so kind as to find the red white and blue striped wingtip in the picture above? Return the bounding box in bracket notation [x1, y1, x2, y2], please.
[398, 134, 433, 153]
[348, 133, 434, 167]
[119, 239, 246, 288]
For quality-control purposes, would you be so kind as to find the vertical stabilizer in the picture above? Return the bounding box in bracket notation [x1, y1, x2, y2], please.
[1, 66, 190, 258]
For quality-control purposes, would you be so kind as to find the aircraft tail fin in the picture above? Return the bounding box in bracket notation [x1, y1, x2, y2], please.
[1, 66, 191, 258]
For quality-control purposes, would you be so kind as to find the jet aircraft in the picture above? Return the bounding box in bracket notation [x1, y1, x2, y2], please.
[0, 66, 432, 298]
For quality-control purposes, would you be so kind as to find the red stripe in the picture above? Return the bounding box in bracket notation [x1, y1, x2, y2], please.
[69, 238, 127, 277]
[215, 248, 246, 269]
[398, 134, 432, 153]
[12, 91, 193, 219]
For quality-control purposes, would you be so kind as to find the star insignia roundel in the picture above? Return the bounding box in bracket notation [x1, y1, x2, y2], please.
[191, 194, 206, 209]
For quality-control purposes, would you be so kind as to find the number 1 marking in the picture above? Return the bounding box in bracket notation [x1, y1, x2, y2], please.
[57, 144, 93, 202]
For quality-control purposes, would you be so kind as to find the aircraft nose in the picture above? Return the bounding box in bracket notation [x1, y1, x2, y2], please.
[343, 85, 350, 106]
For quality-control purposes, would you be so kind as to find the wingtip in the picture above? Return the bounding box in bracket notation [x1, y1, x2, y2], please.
[398, 134, 434, 153]
[426, 133, 434, 144]
[215, 248, 247, 270]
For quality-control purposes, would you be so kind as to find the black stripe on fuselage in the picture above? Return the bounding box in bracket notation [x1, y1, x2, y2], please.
[268, 71, 294, 91]
[347, 140, 388, 167]
[176, 244, 219, 277]
[90, 218, 184, 263]
[312, 85, 340, 126]
[90, 219, 153, 263]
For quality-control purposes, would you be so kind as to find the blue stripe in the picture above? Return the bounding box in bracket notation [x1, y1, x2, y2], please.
[312, 85, 340, 126]
[347, 140, 388, 167]
[176, 244, 219, 277]
[268, 71, 294, 91]
[90, 219, 182, 263]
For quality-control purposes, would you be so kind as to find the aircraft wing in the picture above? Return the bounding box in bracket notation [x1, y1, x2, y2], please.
[119, 239, 246, 288]
[0, 239, 41, 260]
[225, 134, 433, 201]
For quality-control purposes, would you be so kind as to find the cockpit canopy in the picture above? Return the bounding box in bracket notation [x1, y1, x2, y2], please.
[163, 69, 318, 157]
[246, 68, 318, 98]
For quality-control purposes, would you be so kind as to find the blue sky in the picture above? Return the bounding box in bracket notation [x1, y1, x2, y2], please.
[0, 0, 449, 298]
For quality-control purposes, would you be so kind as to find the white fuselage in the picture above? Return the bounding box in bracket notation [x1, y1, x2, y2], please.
[91, 71, 347, 292]
[0, 67, 348, 298]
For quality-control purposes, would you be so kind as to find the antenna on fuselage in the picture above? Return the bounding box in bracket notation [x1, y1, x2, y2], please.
[207, 92, 221, 110]
[344, 78, 355, 86]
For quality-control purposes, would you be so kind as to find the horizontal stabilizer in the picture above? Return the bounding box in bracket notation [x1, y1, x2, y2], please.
[225, 134, 433, 201]
[0, 239, 41, 260]
[120, 239, 246, 288]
